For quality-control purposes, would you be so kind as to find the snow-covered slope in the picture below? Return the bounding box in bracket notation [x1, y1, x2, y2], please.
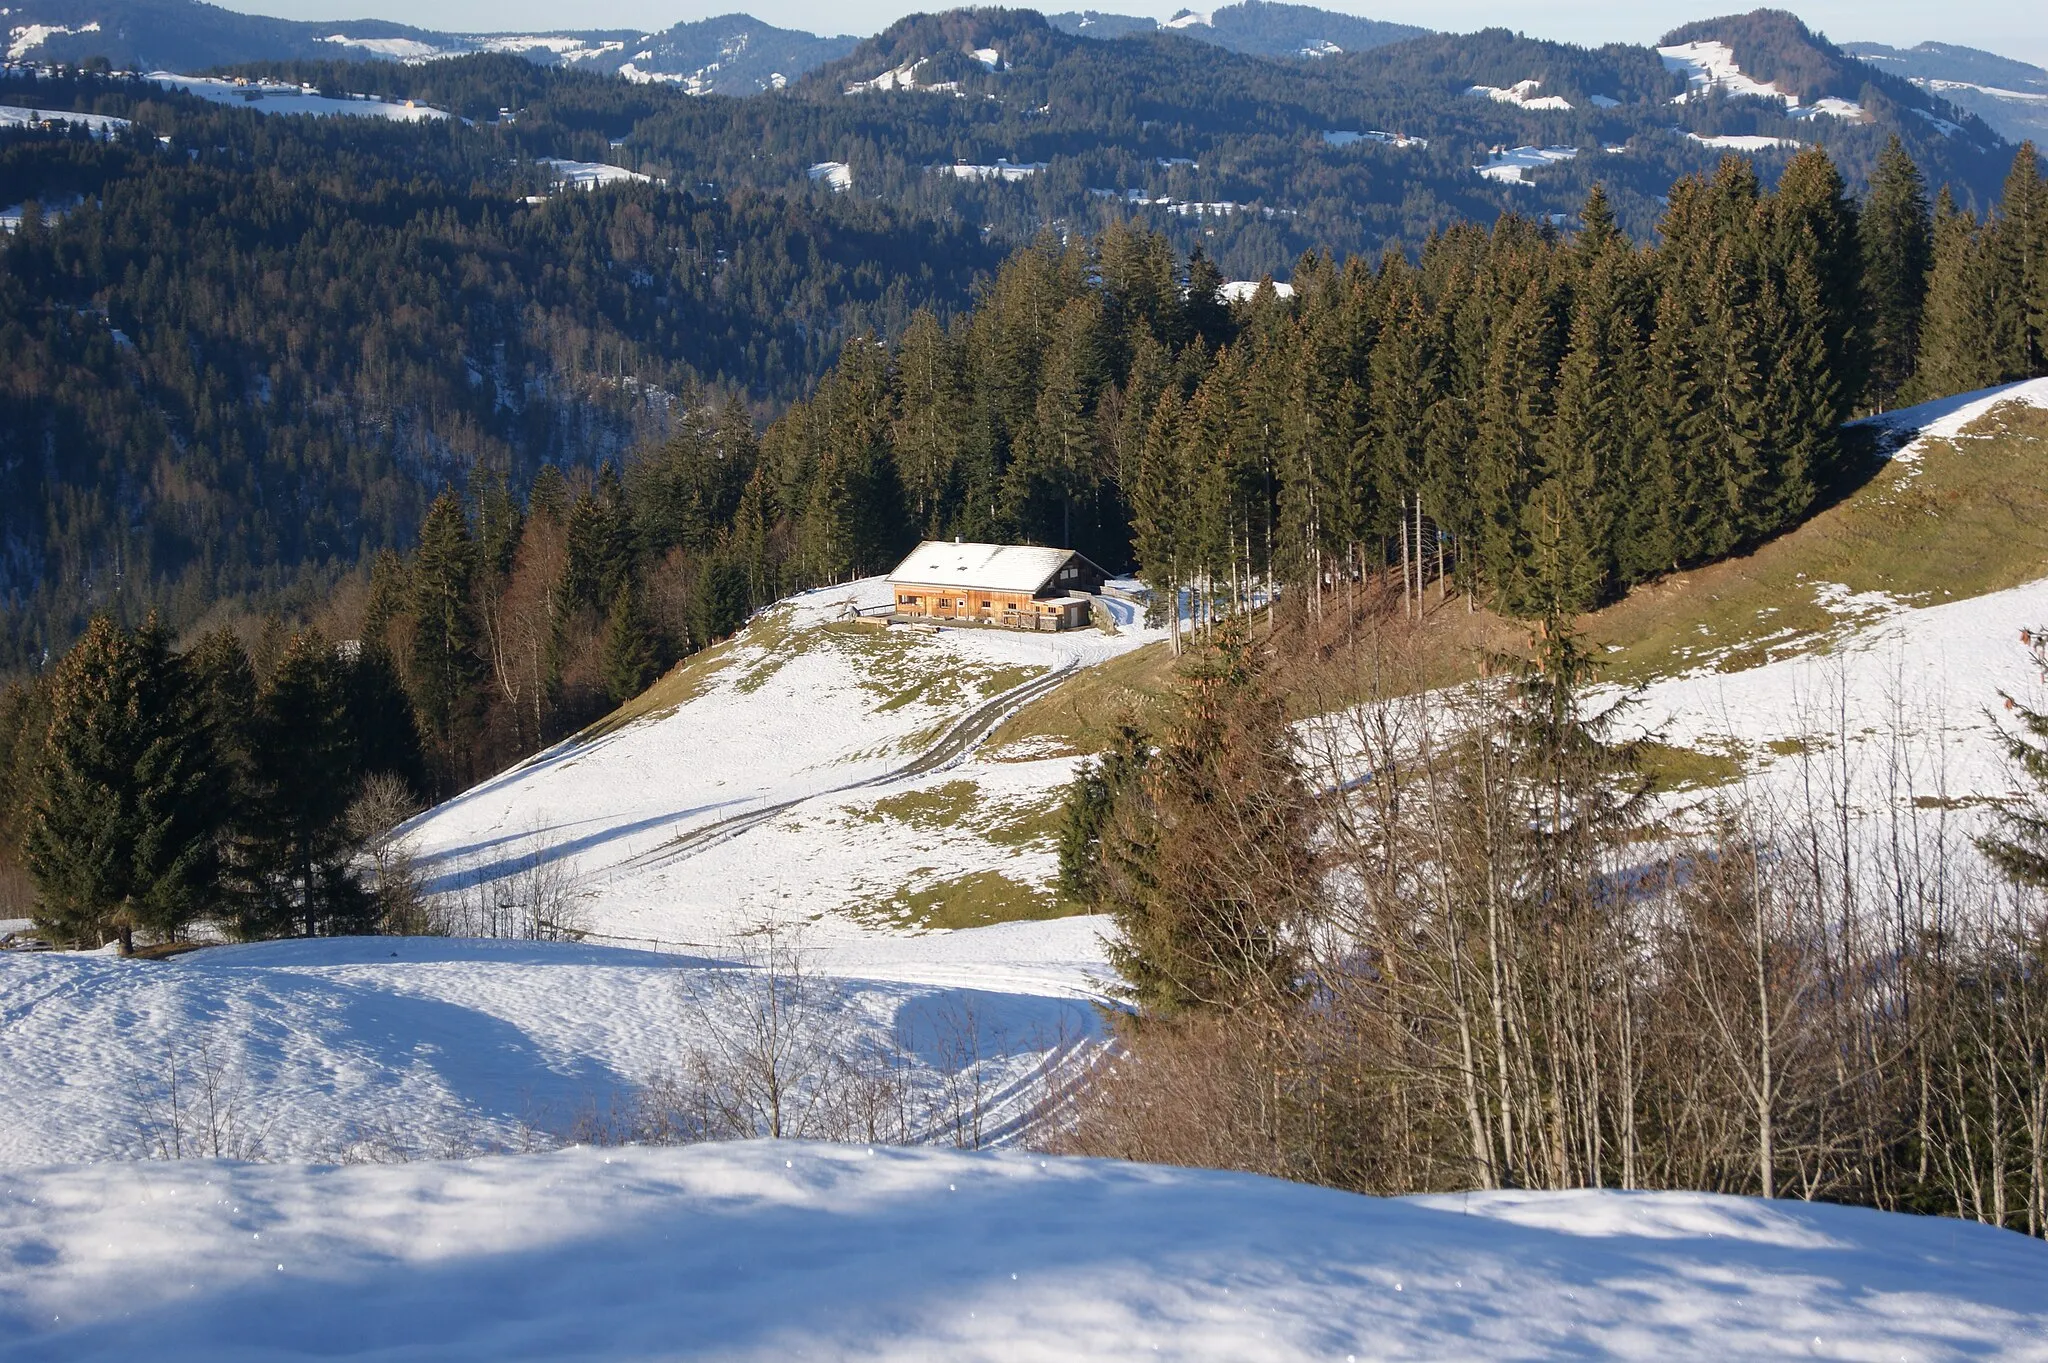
[148, 73, 448, 120]
[1846, 40, 2048, 145]
[1605, 379, 2048, 827]
[4, 1141, 2043, 1360]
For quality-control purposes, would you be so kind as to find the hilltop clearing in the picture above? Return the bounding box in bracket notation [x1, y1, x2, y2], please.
[3, 1141, 2043, 1360]
[1578, 380, 2048, 822]
[1588, 378, 2048, 685]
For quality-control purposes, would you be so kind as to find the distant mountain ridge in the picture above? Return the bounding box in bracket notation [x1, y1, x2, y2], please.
[1046, 2, 1428, 59]
[1842, 40, 2048, 147]
[1, 0, 853, 93]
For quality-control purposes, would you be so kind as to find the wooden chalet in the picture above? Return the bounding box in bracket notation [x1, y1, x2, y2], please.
[886, 541, 1107, 631]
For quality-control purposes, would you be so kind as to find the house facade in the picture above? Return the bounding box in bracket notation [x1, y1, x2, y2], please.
[886, 541, 1107, 631]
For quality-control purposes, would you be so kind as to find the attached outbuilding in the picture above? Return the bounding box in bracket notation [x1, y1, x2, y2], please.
[886, 541, 1107, 631]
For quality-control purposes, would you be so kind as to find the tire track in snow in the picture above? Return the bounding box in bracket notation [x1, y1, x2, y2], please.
[620, 655, 1081, 873]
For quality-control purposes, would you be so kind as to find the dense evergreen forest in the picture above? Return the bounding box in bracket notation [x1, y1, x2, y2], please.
[748, 141, 2048, 621]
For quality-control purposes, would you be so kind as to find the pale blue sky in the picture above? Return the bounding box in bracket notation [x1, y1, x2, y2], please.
[228, 0, 2048, 71]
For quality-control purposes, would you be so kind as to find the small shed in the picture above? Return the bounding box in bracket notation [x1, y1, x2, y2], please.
[886, 541, 1107, 631]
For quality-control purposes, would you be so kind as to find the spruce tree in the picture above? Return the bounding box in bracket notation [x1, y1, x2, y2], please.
[1987, 143, 2047, 381]
[188, 628, 258, 803]
[342, 640, 427, 798]
[1056, 721, 1150, 906]
[601, 583, 661, 706]
[1769, 148, 1864, 428]
[528, 464, 570, 523]
[1473, 271, 1562, 601]
[689, 558, 752, 650]
[26, 617, 226, 949]
[563, 469, 633, 614]
[409, 490, 481, 739]
[890, 310, 967, 537]
[1523, 220, 1634, 615]
[1099, 628, 1314, 1016]
[1130, 391, 1188, 636]
[1912, 190, 1992, 399]
[1860, 136, 1932, 409]
[239, 629, 361, 938]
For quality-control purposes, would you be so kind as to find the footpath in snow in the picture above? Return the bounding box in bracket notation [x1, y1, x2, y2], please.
[2, 1141, 2044, 1361]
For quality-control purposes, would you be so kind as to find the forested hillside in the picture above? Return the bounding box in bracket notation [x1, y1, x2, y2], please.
[0, 65, 997, 669]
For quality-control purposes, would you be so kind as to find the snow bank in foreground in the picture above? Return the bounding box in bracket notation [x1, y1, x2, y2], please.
[0, 936, 1106, 1164]
[2, 1142, 2041, 1360]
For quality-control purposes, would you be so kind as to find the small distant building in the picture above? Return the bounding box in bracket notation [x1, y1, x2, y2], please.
[887, 541, 1107, 631]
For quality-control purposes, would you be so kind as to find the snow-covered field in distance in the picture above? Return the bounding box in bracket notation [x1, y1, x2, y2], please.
[148, 73, 449, 121]
[3, 1141, 2043, 1361]
[0, 103, 128, 133]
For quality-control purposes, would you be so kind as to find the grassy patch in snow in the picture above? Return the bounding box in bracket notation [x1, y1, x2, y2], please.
[1635, 740, 1746, 795]
[577, 635, 742, 741]
[865, 870, 1079, 932]
[735, 611, 1046, 716]
[867, 780, 980, 830]
[861, 780, 1066, 850]
[991, 642, 1180, 758]
[986, 788, 1068, 848]
[1587, 403, 2048, 684]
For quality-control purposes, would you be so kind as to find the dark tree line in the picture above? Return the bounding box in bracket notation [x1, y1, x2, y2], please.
[2, 614, 424, 946]
[0, 70, 998, 672]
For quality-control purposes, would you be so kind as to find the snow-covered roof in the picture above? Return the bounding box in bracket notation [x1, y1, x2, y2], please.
[887, 541, 1088, 594]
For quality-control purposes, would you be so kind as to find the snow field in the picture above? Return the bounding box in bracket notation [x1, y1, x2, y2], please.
[2, 1141, 2043, 1361]
[1688, 132, 1803, 150]
[1856, 374, 2048, 475]
[807, 160, 853, 189]
[577, 752, 1092, 949]
[1658, 41, 1865, 120]
[1475, 145, 1579, 184]
[1322, 129, 1426, 148]
[148, 73, 449, 121]
[0, 935, 1106, 1165]
[0, 104, 127, 134]
[536, 158, 651, 189]
[1300, 382, 2048, 862]
[1466, 79, 1574, 111]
